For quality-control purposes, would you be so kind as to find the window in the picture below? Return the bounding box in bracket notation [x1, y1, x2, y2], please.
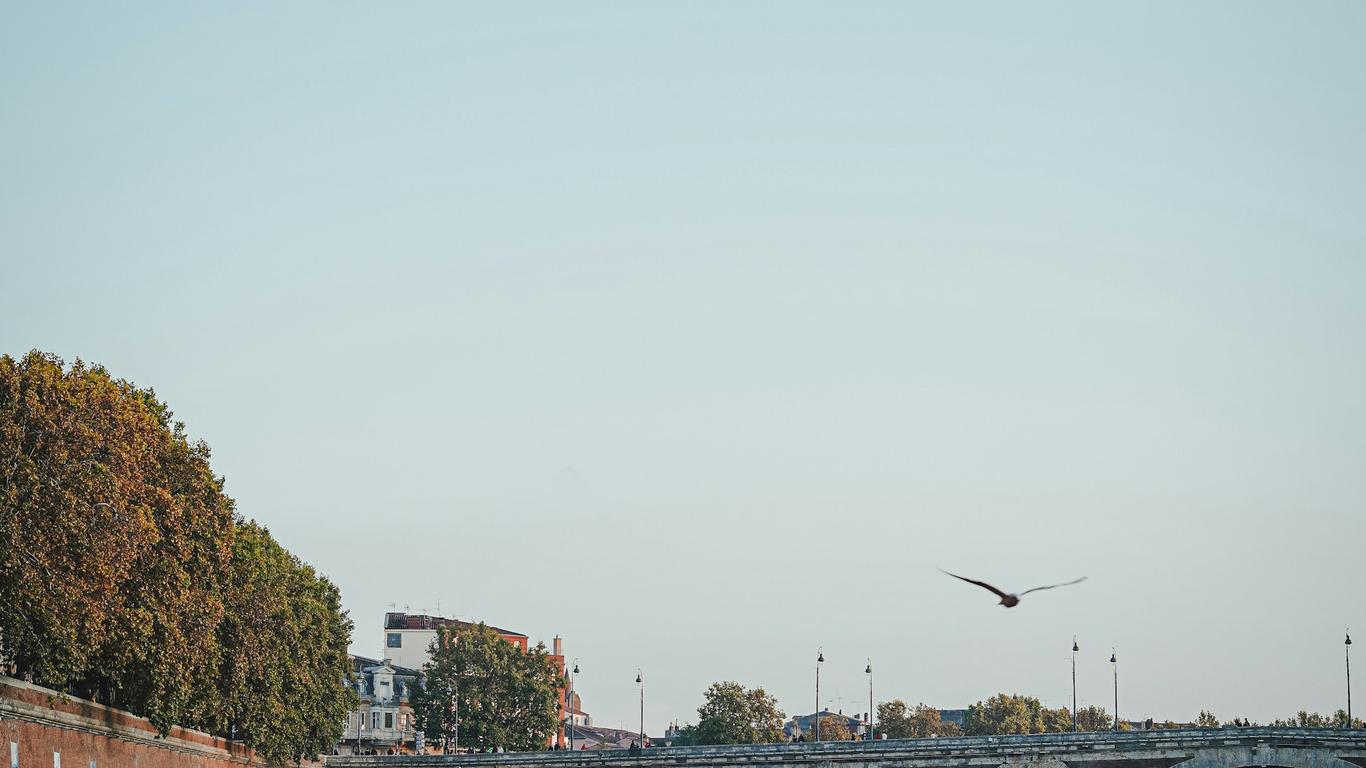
[387, 633, 402, 648]
[385, 712, 393, 729]
[371, 712, 380, 729]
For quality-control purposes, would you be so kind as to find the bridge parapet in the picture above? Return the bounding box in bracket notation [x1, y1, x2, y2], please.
[327, 728, 1366, 768]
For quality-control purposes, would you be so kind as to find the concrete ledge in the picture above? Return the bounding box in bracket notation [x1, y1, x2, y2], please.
[325, 729, 1366, 768]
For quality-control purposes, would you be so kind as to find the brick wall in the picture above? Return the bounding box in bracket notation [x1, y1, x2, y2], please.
[0, 676, 262, 768]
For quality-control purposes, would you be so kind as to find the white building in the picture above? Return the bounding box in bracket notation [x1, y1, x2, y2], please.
[339, 655, 421, 754]
[383, 612, 529, 671]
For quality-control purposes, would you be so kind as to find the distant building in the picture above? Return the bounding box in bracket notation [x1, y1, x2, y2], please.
[340, 655, 422, 754]
[938, 709, 968, 728]
[375, 612, 574, 748]
[383, 612, 529, 670]
[785, 710, 865, 740]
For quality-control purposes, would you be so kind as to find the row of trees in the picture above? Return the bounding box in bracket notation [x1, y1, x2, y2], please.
[0, 352, 356, 764]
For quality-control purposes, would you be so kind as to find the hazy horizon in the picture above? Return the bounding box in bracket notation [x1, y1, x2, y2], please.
[3, 1, 1363, 734]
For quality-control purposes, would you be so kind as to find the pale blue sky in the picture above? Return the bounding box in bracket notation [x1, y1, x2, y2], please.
[3, 1, 1364, 733]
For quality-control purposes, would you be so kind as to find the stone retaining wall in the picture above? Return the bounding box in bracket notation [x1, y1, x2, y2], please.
[0, 676, 259, 768]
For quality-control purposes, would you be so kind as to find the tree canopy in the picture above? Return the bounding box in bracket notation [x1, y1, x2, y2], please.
[412, 622, 564, 752]
[0, 351, 355, 764]
[807, 715, 853, 741]
[1269, 710, 1363, 729]
[964, 694, 1071, 735]
[694, 681, 786, 745]
[1074, 705, 1113, 732]
[877, 700, 962, 739]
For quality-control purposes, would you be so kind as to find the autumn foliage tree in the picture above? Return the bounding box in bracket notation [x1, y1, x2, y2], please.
[1074, 705, 1113, 732]
[807, 716, 853, 741]
[877, 700, 962, 739]
[0, 351, 354, 763]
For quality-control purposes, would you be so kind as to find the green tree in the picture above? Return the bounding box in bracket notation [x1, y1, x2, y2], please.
[414, 623, 564, 751]
[0, 352, 232, 731]
[1271, 710, 1364, 729]
[695, 681, 786, 744]
[876, 700, 915, 739]
[1196, 710, 1220, 728]
[965, 694, 1072, 735]
[877, 700, 961, 739]
[1074, 705, 1113, 732]
[0, 351, 357, 762]
[215, 521, 356, 764]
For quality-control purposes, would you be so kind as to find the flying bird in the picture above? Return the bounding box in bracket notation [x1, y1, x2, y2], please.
[939, 569, 1087, 608]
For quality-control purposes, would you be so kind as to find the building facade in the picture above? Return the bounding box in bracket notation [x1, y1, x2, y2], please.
[340, 656, 422, 754]
[383, 612, 530, 670]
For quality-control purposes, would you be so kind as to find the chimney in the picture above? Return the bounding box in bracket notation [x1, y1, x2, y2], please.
[553, 635, 563, 656]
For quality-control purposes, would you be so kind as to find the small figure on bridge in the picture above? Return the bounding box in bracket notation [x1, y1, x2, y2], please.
[939, 568, 1087, 608]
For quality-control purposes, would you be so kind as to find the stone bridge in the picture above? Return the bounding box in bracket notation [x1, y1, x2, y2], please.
[327, 729, 1366, 768]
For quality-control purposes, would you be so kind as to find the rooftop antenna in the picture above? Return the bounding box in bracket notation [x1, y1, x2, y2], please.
[436, 599, 441, 616]
[388, 602, 397, 610]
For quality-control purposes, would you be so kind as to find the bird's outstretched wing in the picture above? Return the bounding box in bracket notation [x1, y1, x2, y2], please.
[1018, 576, 1088, 596]
[939, 568, 1009, 600]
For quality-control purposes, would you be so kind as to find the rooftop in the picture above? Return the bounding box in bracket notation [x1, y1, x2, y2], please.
[384, 612, 528, 638]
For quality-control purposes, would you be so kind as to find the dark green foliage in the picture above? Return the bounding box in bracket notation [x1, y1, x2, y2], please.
[694, 681, 786, 744]
[413, 623, 564, 751]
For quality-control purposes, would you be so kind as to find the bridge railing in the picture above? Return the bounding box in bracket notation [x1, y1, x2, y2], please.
[325, 727, 1366, 766]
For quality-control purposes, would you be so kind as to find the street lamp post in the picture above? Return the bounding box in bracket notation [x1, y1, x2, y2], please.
[865, 661, 874, 741]
[1110, 650, 1118, 732]
[568, 662, 579, 750]
[815, 649, 824, 741]
[1347, 631, 1353, 727]
[1071, 637, 1079, 732]
[636, 670, 644, 747]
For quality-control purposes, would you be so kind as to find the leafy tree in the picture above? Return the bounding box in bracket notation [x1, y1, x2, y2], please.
[695, 681, 786, 744]
[965, 694, 1071, 735]
[1074, 705, 1113, 732]
[215, 522, 356, 764]
[1270, 710, 1364, 729]
[1196, 710, 1220, 728]
[414, 623, 564, 751]
[0, 351, 232, 731]
[876, 700, 915, 739]
[0, 351, 357, 762]
[877, 700, 960, 739]
[807, 716, 853, 741]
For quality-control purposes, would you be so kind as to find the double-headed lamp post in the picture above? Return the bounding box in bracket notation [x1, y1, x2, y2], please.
[1110, 650, 1118, 732]
[567, 662, 579, 750]
[1347, 631, 1353, 727]
[1071, 637, 1079, 732]
[636, 670, 644, 747]
[865, 661, 874, 741]
[815, 649, 824, 741]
